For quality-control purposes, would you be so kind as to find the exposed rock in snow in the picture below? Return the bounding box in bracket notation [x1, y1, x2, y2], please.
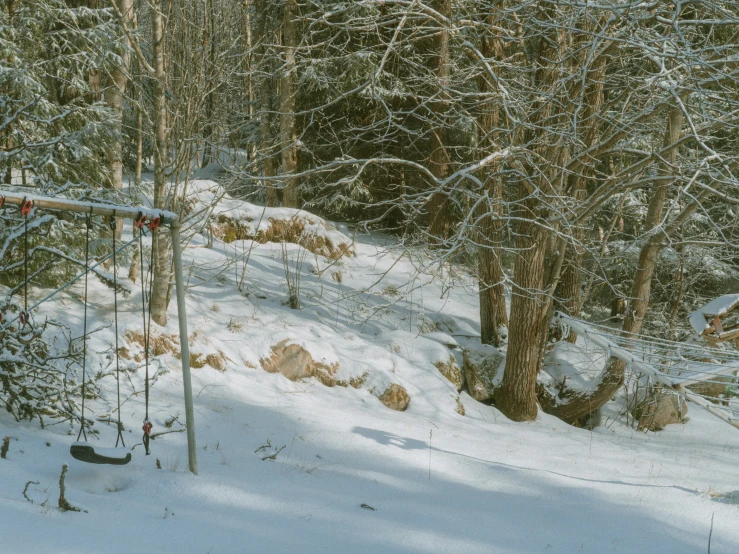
[634, 389, 688, 432]
[462, 343, 505, 403]
[434, 355, 464, 392]
[376, 383, 410, 411]
[261, 339, 339, 387]
[185, 180, 354, 259]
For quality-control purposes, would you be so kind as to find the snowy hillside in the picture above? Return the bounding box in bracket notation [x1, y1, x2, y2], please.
[2, 181, 739, 553]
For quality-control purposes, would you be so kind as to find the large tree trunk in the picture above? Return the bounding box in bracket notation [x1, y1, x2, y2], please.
[477, 190, 509, 346]
[496, 215, 550, 421]
[150, 0, 171, 326]
[255, 0, 278, 206]
[542, 106, 685, 423]
[134, 59, 143, 187]
[427, 0, 451, 241]
[279, 0, 300, 208]
[495, 2, 563, 422]
[476, 10, 508, 346]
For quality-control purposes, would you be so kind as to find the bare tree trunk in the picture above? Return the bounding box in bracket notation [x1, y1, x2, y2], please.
[477, 194, 508, 346]
[279, 0, 300, 208]
[496, 216, 549, 421]
[495, 3, 563, 422]
[135, 71, 143, 187]
[105, 0, 134, 194]
[542, 106, 686, 423]
[2, 0, 13, 185]
[668, 237, 685, 339]
[552, 19, 606, 344]
[150, 0, 172, 326]
[201, 0, 217, 168]
[427, 0, 451, 241]
[255, 0, 278, 206]
[476, 10, 508, 346]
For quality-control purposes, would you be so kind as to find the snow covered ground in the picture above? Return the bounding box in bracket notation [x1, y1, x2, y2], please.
[2, 180, 739, 553]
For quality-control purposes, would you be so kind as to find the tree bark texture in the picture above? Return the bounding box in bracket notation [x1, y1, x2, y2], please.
[476, 11, 508, 345]
[542, 106, 685, 423]
[255, 0, 278, 206]
[279, 0, 300, 208]
[553, 44, 607, 343]
[496, 215, 549, 421]
[496, 3, 563, 422]
[150, 0, 172, 326]
[427, 0, 452, 241]
[104, 0, 134, 192]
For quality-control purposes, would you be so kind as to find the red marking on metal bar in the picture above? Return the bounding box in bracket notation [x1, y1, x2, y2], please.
[20, 199, 33, 216]
[135, 212, 147, 229]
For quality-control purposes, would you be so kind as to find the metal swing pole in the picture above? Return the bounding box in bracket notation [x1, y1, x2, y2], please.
[0, 189, 199, 474]
[170, 218, 198, 475]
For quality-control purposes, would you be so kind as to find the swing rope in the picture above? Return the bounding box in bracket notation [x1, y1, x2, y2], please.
[139, 221, 155, 455]
[76, 208, 93, 442]
[20, 199, 33, 332]
[110, 213, 125, 448]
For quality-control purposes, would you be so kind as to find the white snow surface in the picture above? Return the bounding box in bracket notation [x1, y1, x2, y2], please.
[2, 184, 739, 553]
[539, 340, 609, 395]
[185, 179, 354, 257]
[689, 293, 739, 335]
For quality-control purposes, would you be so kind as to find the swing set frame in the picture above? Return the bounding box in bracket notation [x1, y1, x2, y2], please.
[0, 189, 198, 475]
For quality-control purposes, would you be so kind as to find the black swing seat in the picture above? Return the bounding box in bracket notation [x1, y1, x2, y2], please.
[70, 443, 131, 465]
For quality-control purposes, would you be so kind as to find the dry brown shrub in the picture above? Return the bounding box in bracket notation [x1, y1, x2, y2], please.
[212, 214, 353, 260]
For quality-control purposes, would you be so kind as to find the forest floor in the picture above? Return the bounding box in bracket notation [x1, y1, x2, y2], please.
[1, 179, 738, 553]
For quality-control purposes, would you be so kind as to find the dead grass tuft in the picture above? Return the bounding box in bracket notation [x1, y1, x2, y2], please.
[212, 214, 354, 260]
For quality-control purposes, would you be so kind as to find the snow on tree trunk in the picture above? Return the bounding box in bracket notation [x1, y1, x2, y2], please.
[150, 0, 171, 326]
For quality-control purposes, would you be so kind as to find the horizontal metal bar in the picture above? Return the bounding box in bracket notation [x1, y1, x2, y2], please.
[0, 189, 178, 226]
